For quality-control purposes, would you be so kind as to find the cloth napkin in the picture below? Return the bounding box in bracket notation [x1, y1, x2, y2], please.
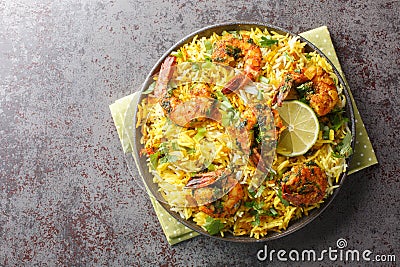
[109, 26, 378, 245]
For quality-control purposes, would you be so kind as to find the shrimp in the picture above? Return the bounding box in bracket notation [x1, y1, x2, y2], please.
[273, 66, 339, 116]
[189, 172, 244, 218]
[212, 34, 262, 94]
[280, 163, 328, 206]
[153, 56, 216, 127]
[249, 107, 285, 172]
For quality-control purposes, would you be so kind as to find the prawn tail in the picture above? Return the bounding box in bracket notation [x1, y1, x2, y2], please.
[221, 74, 250, 94]
[153, 56, 177, 98]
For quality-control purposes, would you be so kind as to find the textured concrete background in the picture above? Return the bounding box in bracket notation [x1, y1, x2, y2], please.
[1, 0, 399, 266]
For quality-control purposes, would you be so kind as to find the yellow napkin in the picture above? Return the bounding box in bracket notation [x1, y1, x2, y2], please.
[109, 26, 378, 245]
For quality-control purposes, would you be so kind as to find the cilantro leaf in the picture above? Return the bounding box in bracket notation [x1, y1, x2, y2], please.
[268, 208, 278, 217]
[277, 188, 290, 206]
[149, 151, 160, 169]
[142, 82, 156, 95]
[204, 40, 213, 54]
[254, 185, 265, 198]
[194, 127, 206, 141]
[204, 216, 224, 235]
[259, 36, 278, 47]
[332, 131, 353, 158]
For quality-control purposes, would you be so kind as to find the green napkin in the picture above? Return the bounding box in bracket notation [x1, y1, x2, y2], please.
[109, 26, 378, 245]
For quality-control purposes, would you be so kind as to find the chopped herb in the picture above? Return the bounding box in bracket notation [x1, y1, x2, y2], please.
[254, 185, 266, 198]
[259, 76, 270, 84]
[268, 208, 278, 217]
[142, 82, 156, 94]
[294, 69, 302, 74]
[322, 125, 330, 140]
[305, 161, 317, 167]
[225, 45, 242, 60]
[328, 110, 349, 131]
[204, 40, 213, 54]
[191, 63, 200, 71]
[149, 151, 160, 169]
[194, 127, 207, 141]
[284, 52, 294, 62]
[171, 141, 179, 151]
[245, 200, 277, 226]
[247, 38, 254, 44]
[207, 163, 215, 171]
[267, 171, 276, 181]
[332, 131, 353, 158]
[158, 142, 169, 155]
[237, 119, 247, 129]
[305, 53, 312, 60]
[296, 82, 314, 104]
[170, 50, 183, 58]
[228, 30, 242, 39]
[277, 188, 290, 206]
[204, 216, 224, 235]
[159, 154, 178, 164]
[259, 36, 278, 47]
[186, 148, 196, 154]
[252, 214, 261, 226]
[213, 57, 225, 63]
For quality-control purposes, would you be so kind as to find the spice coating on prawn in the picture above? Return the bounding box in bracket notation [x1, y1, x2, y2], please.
[212, 34, 262, 81]
[273, 66, 339, 116]
[281, 163, 328, 206]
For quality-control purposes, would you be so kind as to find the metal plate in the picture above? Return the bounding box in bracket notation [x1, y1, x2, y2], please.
[132, 22, 355, 242]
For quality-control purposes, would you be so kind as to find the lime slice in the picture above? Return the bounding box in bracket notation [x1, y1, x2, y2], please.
[276, 100, 319, 157]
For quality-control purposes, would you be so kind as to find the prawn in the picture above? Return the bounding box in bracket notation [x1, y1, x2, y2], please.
[280, 163, 328, 206]
[188, 171, 244, 218]
[153, 56, 216, 127]
[212, 34, 262, 94]
[273, 66, 339, 116]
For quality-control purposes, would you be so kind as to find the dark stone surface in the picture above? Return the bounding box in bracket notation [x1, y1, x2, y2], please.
[0, 0, 398, 266]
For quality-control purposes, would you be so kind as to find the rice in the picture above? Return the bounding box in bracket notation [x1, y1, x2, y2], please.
[137, 28, 351, 238]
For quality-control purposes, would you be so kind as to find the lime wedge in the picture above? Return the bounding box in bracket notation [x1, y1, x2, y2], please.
[276, 100, 319, 157]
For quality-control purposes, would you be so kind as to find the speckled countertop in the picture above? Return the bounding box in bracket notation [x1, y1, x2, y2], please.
[1, 0, 399, 266]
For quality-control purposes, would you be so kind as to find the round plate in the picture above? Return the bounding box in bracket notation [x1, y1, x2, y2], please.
[132, 22, 355, 242]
